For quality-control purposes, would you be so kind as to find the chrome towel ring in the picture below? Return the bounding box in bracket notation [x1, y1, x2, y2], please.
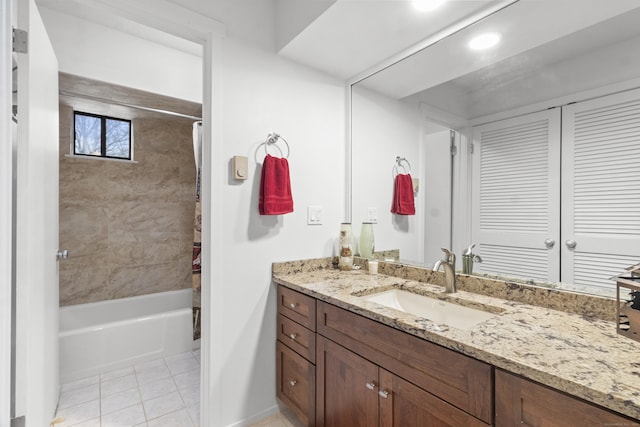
[392, 156, 411, 177]
[255, 132, 290, 162]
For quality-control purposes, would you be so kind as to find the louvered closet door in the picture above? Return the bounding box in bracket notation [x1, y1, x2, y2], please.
[472, 110, 561, 282]
[562, 88, 640, 293]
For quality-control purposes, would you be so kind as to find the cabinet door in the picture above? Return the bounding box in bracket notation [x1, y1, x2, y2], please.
[277, 341, 315, 427]
[561, 88, 640, 292]
[472, 109, 561, 283]
[495, 369, 640, 427]
[316, 337, 379, 427]
[379, 369, 488, 427]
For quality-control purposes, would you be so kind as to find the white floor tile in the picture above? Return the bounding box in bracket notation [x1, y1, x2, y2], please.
[135, 364, 172, 385]
[165, 353, 199, 375]
[59, 354, 202, 427]
[55, 399, 101, 426]
[147, 409, 194, 427]
[186, 403, 200, 427]
[60, 376, 99, 393]
[65, 417, 101, 427]
[101, 366, 135, 382]
[101, 387, 142, 415]
[143, 391, 185, 420]
[173, 369, 199, 390]
[179, 383, 200, 407]
[101, 374, 138, 397]
[58, 383, 100, 410]
[101, 404, 146, 427]
[139, 376, 178, 402]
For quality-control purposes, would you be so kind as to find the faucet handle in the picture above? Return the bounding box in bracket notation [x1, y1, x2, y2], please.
[440, 248, 454, 263]
[463, 243, 476, 256]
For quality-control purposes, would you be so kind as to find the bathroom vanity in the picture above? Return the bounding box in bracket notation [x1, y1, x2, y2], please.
[274, 258, 640, 426]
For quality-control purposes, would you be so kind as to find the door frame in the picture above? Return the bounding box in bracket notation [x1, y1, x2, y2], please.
[1, 0, 14, 423]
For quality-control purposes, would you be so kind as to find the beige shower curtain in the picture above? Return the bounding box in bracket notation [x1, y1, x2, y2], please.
[192, 122, 202, 340]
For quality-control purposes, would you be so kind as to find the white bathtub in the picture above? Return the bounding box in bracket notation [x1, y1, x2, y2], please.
[59, 289, 194, 383]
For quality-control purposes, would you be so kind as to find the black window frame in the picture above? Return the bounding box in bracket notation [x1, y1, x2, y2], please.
[73, 111, 132, 160]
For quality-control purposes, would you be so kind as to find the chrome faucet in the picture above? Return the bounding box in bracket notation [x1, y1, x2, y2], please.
[433, 248, 456, 293]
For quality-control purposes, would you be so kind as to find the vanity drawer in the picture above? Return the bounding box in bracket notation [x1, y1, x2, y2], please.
[278, 285, 316, 331]
[317, 301, 493, 424]
[278, 314, 316, 363]
[277, 341, 315, 427]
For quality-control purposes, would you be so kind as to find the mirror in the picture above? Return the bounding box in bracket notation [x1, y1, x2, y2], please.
[350, 1, 640, 298]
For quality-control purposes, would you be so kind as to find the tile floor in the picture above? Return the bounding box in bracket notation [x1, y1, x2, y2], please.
[54, 349, 201, 427]
[55, 348, 303, 427]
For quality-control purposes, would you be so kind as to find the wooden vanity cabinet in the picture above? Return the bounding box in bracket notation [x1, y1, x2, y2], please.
[316, 335, 488, 427]
[495, 369, 640, 427]
[276, 286, 316, 426]
[316, 301, 493, 426]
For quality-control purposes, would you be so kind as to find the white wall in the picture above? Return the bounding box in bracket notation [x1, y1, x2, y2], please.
[351, 85, 422, 263]
[37, 9, 345, 426]
[216, 37, 345, 425]
[38, 6, 202, 103]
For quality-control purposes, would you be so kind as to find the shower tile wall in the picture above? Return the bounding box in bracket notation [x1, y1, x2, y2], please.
[58, 104, 197, 306]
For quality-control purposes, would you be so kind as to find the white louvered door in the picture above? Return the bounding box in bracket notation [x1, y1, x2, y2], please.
[562, 88, 640, 293]
[472, 110, 561, 282]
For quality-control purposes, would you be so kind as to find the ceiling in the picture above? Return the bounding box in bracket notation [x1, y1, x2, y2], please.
[36, 0, 506, 80]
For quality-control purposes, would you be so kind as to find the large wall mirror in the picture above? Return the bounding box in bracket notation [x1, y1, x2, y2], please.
[350, 0, 640, 298]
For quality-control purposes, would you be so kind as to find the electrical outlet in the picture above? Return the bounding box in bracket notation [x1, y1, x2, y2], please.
[307, 206, 323, 225]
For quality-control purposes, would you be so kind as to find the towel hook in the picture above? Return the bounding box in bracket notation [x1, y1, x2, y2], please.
[392, 156, 411, 177]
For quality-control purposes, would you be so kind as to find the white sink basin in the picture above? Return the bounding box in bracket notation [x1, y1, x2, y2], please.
[360, 289, 497, 331]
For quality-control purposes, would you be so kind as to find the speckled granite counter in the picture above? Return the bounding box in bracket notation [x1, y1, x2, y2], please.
[273, 258, 640, 421]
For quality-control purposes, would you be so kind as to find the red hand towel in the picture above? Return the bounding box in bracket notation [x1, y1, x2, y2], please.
[391, 173, 415, 215]
[259, 154, 294, 215]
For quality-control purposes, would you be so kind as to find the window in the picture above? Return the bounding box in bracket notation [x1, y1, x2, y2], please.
[74, 111, 132, 160]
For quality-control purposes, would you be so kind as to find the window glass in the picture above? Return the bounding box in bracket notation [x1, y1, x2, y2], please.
[106, 118, 131, 158]
[74, 113, 102, 156]
[73, 112, 131, 160]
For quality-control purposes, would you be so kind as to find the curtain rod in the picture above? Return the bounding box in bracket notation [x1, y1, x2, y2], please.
[59, 90, 203, 121]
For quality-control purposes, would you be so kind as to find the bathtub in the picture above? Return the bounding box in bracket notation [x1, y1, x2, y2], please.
[59, 289, 194, 383]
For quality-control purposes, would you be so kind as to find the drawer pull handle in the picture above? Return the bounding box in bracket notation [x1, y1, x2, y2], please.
[290, 303, 298, 309]
[290, 380, 297, 386]
[289, 333, 297, 340]
[378, 390, 389, 399]
[365, 382, 377, 390]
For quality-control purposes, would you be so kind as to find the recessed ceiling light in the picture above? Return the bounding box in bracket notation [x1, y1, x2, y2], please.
[468, 32, 501, 50]
[413, 0, 447, 12]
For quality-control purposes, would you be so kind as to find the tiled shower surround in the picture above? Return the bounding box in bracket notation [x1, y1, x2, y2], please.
[58, 74, 201, 306]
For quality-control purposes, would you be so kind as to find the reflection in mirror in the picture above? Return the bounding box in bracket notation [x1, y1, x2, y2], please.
[350, 1, 640, 298]
[351, 83, 453, 266]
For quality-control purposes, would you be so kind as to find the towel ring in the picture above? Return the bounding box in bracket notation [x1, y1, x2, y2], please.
[255, 132, 290, 162]
[392, 156, 411, 177]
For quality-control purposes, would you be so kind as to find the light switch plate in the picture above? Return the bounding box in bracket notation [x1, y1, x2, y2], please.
[307, 206, 323, 225]
[233, 156, 248, 180]
[366, 207, 378, 223]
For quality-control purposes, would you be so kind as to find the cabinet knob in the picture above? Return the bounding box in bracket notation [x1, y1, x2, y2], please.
[290, 379, 297, 386]
[289, 333, 297, 340]
[365, 382, 377, 390]
[378, 390, 389, 399]
[290, 303, 298, 309]
[565, 239, 577, 249]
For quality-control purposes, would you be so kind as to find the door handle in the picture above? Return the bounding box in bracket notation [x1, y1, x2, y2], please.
[56, 249, 69, 261]
[544, 238, 555, 249]
[565, 239, 577, 249]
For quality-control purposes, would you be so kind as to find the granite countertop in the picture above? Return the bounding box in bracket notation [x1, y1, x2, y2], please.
[272, 258, 640, 421]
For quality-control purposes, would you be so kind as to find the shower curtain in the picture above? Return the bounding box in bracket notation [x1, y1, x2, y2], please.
[192, 122, 202, 340]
